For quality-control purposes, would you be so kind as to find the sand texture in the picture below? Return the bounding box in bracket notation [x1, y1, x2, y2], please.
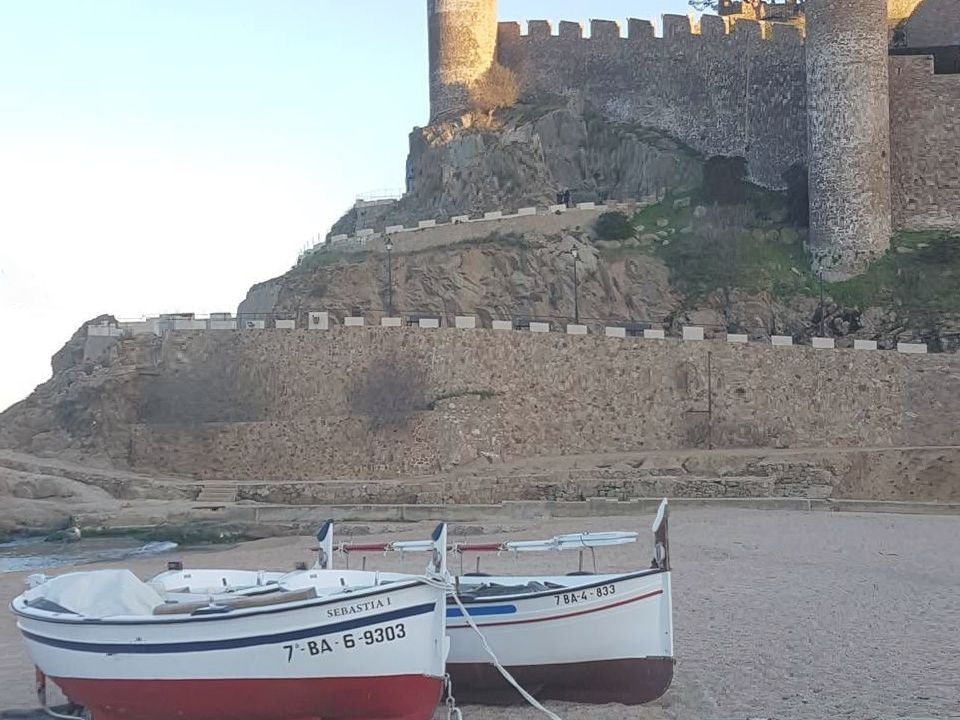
[2, 508, 958, 719]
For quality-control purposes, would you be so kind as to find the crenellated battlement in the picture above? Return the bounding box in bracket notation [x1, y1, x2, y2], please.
[422, 0, 960, 277]
[497, 14, 803, 46]
[494, 12, 808, 190]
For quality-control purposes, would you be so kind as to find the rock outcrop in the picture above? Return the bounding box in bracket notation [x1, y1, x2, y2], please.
[0, 317, 142, 462]
[330, 102, 703, 236]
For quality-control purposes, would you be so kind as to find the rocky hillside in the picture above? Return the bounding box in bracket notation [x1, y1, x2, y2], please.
[330, 101, 703, 236]
[249, 186, 960, 349]
[285, 99, 960, 347]
[0, 316, 143, 462]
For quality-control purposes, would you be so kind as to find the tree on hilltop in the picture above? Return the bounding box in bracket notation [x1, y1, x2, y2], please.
[469, 63, 520, 119]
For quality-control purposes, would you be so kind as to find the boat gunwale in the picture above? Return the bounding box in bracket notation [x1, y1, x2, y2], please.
[10, 576, 434, 627]
[17, 601, 440, 656]
[453, 567, 665, 604]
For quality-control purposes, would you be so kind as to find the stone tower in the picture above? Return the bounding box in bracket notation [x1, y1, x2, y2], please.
[427, 0, 498, 122]
[805, 0, 893, 279]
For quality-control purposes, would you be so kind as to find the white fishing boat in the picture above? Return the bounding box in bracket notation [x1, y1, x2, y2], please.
[335, 500, 675, 705]
[10, 525, 450, 720]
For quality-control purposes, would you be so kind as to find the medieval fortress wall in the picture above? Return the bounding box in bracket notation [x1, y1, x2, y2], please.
[428, 0, 499, 122]
[107, 325, 958, 485]
[426, 0, 960, 279]
[889, 55, 960, 231]
[805, 0, 892, 277]
[495, 17, 807, 192]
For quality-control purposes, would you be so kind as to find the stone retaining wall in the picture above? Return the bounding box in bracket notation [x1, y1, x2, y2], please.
[125, 328, 960, 484]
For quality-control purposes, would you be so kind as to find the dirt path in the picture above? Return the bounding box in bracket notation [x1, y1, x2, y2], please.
[2, 508, 959, 719]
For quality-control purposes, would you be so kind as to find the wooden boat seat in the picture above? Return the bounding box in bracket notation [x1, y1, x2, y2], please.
[153, 587, 318, 616]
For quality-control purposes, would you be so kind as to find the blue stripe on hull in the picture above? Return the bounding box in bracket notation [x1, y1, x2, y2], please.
[22, 603, 436, 655]
[446, 605, 517, 619]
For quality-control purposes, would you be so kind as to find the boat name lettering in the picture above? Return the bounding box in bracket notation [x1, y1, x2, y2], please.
[326, 597, 392, 618]
[555, 584, 616, 606]
[282, 623, 407, 662]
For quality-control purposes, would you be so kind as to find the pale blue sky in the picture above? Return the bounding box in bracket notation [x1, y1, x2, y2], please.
[0, 1, 698, 411]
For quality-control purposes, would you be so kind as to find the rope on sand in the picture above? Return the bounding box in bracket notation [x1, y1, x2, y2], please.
[435, 577, 565, 720]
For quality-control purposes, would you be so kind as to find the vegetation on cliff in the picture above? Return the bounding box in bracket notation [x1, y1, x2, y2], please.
[593, 185, 960, 344]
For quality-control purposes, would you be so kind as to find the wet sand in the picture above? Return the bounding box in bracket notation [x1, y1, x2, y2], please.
[2, 508, 959, 720]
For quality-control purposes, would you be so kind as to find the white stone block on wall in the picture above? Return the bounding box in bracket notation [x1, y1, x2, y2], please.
[455, 316, 476, 329]
[419, 318, 440, 329]
[308, 312, 329, 330]
[548, 204, 567, 213]
[87, 324, 121, 337]
[530, 322, 551, 333]
[605, 326, 627, 338]
[242, 320, 266, 330]
[357, 229, 375, 237]
[483, 210, 503, 220]
[726, 333, 749, 344]
[344, 316, 365, 327]
[208, 320, 237, 331]
[385, 225, 404, 234]
[771, 335, 793, 346]
[381, 317, 402, 327]
[812, 337, 836, 349]
[517, 207, 537, 216]
[682, 326, 704, 341]
[275, 319, 296, 330]
[451, 215, 470, 224]
[897, 342, 928, 354]
[331, 234, 348, 242]
[577, 202, 597, 210]
[418, 219, 437, 229]
[492, 320, 513, 331]
[174, 319, 207, 330]
[854, 339, 878, 350]
[120, 320, 160, 336]
[567, 324, 588, 335]
[644, 329, 666, 340]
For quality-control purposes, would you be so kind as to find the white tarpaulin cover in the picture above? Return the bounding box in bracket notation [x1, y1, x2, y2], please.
[25, 569, 164, 618]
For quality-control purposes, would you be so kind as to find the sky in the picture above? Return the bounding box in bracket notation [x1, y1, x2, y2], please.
[0, 0, 698, 412]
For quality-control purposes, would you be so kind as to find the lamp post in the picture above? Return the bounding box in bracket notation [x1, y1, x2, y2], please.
[818, 269, 825, 337]
[385, 238, 394, 317]
[571, 248, 580, 325]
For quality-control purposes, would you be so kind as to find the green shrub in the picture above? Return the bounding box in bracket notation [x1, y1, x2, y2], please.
[469, 63, 520, 117]
[595, 211, 635, 241]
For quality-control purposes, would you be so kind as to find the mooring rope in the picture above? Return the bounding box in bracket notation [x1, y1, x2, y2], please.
[421, 574, 564, 720]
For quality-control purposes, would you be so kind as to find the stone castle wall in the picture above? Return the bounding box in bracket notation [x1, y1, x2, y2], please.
[892, 0, 960, 46]
[805, 0, 892, 279]
[428, 0, 499, 122]
[126, 328, 960, 482]
[890, 55, 960, 230]
[496, 16, 808, 190]
[421, 2, 960, 248]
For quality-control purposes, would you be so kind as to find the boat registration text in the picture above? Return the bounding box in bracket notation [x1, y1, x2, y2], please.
[555, 584, 616, 606]
[282, 623, 407, 661]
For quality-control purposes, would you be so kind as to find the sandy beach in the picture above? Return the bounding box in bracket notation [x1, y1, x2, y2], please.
[2, 508, 958, 720]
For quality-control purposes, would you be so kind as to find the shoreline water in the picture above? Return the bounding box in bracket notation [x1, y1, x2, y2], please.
[0, 537, 180, 574]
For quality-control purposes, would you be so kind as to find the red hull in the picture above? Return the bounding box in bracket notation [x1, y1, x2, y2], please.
[448, 657, 675, 705]
[54, 674, 444, 720]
